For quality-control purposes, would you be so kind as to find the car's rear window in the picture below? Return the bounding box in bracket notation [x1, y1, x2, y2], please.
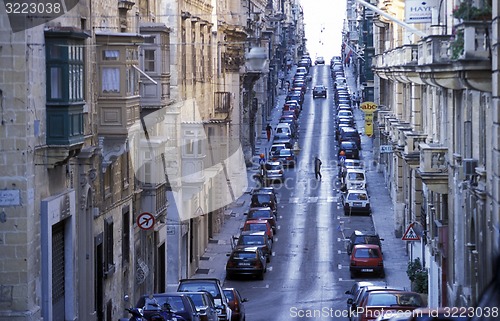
[265, 163, 281, 170]
[232, 252, 256, 259]
[367, 293, 423, 307]
[245, 223, 267, 231]
[142, 296, 186, 312]
[239, 235, 265, 245]
[178, 282, 220, 298]
[253, 194, 271, 203]
[348, 193, 368, 201]
[347, 172, 365, 180]
[354, 248, 380, 258]
[248, 210, 272, 218]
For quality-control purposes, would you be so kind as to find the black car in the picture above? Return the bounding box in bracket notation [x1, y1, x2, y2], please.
[182, 292, 219, 321]
[177, 278, 232, 321]
[136, 293, 201, 321]
[251, 190, 278, 215]
[346, 230, 384, 255]
[338, 141, 360, 159]
[339, 127, 361, 149]
[226, 246, 267, 280]
[312, 85, 327, 98]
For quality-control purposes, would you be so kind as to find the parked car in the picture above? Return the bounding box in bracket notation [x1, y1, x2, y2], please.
[270, 148, 296, 167]
[338, 141, 360, 159]
[177, 278, 232, 321]
[345, 281, 387, 312]
[245, 207, 276, 233]
[350, 244, 384, 278]
[222, 288, 247, 321]
[262, 161, 284, 184]
[241, 219, 274, 242]
[225, 246, 267, 280]
[234, 230, 272, 262]
[348, 286, 406, 321]
[346, 230, 384, 255]
[343, 168, 367, 190]
[312, 85, 327, 98]
[342, 189, 371, 215]
[352, 289, 424, 321]
[339, 127, 362, 149]
[250, 189, 278, 216]
[183, 292, 219, 321]
[136, 293, 201, 321]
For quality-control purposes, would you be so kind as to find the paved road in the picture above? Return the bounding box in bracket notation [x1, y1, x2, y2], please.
[193, 63, 412, 321]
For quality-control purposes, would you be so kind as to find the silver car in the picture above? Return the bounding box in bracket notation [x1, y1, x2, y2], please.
[264, 161, 284, 183]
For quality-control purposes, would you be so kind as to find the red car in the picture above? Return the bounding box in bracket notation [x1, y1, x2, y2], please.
[223, 288, 247, 321]
[241, 219, 274, 242]
[349, 244, 384, 278]
[354, 290, 424, 321]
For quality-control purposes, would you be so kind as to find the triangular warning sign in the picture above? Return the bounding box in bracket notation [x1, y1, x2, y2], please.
[402, 223, 420, 241]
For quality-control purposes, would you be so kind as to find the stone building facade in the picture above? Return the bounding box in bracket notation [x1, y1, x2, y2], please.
[352, 0, 497, 309]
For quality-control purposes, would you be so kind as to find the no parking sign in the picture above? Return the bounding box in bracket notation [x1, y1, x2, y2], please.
[137, 212, 155, 230]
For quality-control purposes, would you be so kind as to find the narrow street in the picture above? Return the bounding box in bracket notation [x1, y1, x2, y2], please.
[221, 64, 395, 321]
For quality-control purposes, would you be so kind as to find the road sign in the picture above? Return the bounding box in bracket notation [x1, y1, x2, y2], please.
[402, 223, 420, 241]
[339, 155, 346, 164]
[380, 145, 393, 153]
[137, 212, 155, 230]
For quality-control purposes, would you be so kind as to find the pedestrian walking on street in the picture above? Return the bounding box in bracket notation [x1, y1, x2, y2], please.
[314, 156, 322, 180]
[266, 124, 272, 141]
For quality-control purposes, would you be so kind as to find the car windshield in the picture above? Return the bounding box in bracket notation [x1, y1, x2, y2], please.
[223, 290, 235, 301]
[354, 248, 380, 258]
[366, 293, 423, 307]
[348, 193, 368, 201]
[347, 172, 365, 180]
[239, 235, 265, 245]
[253, 194, 272, 203]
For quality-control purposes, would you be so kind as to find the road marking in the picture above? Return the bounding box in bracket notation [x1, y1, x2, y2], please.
[274, 237, 278, 242]
[308, 197, 318, 203]
[252, 284, 270, 289]
[289, 197, 299, 203]
[327, 196, 337, 202]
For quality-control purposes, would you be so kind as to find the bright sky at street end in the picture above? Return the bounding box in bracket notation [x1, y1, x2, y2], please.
[300, 0, 347, 60]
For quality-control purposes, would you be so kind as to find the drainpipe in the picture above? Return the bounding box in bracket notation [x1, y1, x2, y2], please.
[354, 0, 428, 38]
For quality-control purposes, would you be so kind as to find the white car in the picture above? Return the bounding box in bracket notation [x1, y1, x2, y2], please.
[343, 168, 366, 190]
[342, 190, 371, 215]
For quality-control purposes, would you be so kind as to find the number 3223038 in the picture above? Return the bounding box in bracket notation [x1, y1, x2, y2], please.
[5, 2, 63, 14]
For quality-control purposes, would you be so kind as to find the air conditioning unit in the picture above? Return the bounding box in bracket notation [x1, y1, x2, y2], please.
[462, 158, 478, 181]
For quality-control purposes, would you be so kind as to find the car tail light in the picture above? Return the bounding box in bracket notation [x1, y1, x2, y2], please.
[279, 170, 283, 174]
[226, 260, 236, 268]
[287, 156, 293, 160]
[351, 261, 356, 266]
[255, 260, 263, 268]
[378, 261, 384, 266]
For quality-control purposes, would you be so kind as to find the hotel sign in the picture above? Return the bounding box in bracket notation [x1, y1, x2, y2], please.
[405, 0, 439, 24]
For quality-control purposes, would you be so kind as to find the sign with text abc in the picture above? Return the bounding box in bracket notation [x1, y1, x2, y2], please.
[360, 101, 378, 113]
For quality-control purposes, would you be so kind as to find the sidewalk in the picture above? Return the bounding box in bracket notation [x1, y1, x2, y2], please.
[345, 64, 411, 290]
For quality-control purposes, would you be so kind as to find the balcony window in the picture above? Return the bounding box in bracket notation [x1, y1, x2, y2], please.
[143, 49, 155, 72]
[45, 29, 88, 146]
[102, 67, 120, 93]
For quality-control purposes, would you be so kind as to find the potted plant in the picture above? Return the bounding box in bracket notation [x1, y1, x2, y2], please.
[450, 29, 464, 60]
[407, 258, 429, 294]
[452, 0, 492, 21]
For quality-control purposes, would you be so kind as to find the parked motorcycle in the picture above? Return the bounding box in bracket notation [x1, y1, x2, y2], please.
[118, 307, 145, 321]
[147, 302, 186, 321]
